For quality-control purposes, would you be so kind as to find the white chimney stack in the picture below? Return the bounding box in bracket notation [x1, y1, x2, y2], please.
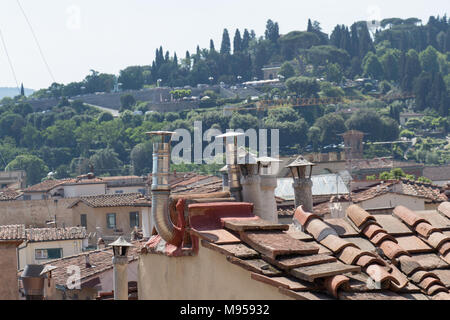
[257, 157, 281, 223]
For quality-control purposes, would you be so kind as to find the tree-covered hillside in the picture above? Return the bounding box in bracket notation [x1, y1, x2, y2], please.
[1, 16, 449, 185]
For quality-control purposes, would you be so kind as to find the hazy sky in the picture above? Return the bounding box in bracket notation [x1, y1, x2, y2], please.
[0, 0, 448, 90]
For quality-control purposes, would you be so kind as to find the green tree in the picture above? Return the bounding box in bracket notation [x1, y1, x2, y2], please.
[6, 154, 49, 186]
[419, 46, 439, 74]
[362, 52, 384, 79]
[130, 141, 153, 176]
[89, 148, 123, 176]
[314, 113, 347, 145]
[285, 76, 320, 97]
[279, 62, 295, 79]
[120, 94, 136, 112]
[119, 66, 145, 90]
[220, 29, 231, 55]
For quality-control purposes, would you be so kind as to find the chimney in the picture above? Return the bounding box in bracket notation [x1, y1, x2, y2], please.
[256, 157, 282, 223]
[110, 236, 133, 300]
[85, 253, 92, 268]
[216, 132, 244, 201]
[287, 156, 315, 213]
[238, 149, 262, 217]
[147, 131, 182, 246]
[21, 265, 45, 300]
[97, 237, 105, 250]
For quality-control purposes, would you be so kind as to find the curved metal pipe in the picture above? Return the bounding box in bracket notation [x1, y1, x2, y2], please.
[149, 132, 182, 246]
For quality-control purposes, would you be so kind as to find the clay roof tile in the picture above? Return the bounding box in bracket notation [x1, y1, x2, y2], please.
[393, 205, 428, 228]
[293, 206, 320, 227]
[438, 202, 450, 219]
[324, 275, 350, 298]
[346, 205, 375, 228]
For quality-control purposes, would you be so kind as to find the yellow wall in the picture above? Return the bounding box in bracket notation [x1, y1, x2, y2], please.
[18, 239, 84, 270]
[71, 203, 144, 242]
[138, 245, 293, 300]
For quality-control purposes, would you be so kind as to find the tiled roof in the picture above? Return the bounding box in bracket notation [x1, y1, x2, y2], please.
[0, 224, 26, 241]
[68, 193, 151, 208]
[37, 243, 140, 287]
[0, 189, 23, 201]
[23, 177, 106, 193]
[141, 201, 450, 300]
[23, 179, 69, 193]
[351, 158, 423, 170]
[25, 227, 87, 242]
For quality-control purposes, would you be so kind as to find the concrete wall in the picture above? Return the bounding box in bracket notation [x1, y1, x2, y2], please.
[18, 239, 84, 270]
[360, 193, 425, 211]
[0, 198, 75, 228]
[0, 241, 21, 300]
[138, 245, 293, 300]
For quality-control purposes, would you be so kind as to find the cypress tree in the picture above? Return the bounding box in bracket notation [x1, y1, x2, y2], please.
[20, 83, 25, 96]
[220, 29, 231, 55]
[210, 39, 216, 52]
[233, 29, 242, 53]
[242, 29, 250, 51]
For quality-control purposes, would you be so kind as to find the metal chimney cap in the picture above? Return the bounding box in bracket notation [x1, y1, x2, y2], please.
[146, 131, 176, 136]
[256, 156, 282, 163]
[286, 155, 315, 168]
[215, 132, 244, 138]
[40, 265, 58, 276]
[110, 236, 133, 247]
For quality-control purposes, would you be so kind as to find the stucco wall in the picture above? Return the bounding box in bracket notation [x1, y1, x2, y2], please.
[138, 245, 293, 300]
[0, 241, 21, 300]
[63, 184, 106, 198]
[72, 203, 144, 242]
[18, 239, 84, 270]
[0, 198, 75, 228]
[360, 193, 425, 211]
[106, 186, 145, 194]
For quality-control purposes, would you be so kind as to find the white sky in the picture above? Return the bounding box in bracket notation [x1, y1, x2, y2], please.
[0, 0, 448, 90]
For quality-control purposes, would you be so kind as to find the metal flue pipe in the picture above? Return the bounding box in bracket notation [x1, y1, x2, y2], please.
[216, 132, 244, 202]
[147, 131, 182, 246]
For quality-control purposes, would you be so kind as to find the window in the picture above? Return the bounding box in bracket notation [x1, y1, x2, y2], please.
[35, 248, 62, 260]
[115, 190, 124, 194]
[80, 214, 87, 228]
[130, 212, 139, 228]
[23, 195, 31, 200]
[106, 213, 116, 229]
[138, 189, 146, 195]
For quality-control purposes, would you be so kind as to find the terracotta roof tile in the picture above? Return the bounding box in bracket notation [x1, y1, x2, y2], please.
[240, 230, 319, 259]
[262, 254, 337, 271]
[290, 261, 360, 282]
[324, 275, 350, 298]
[39, 243, 140, 287]
[304, 218, 338, 242]
[427, 232, 450, 250]
[370, 232, 398, 246]
[373, 215, 413, 236]
[346, 205, 376, 228]
[200, 240, 260, 259]
[393, 206, 427, 228]
[433, 269, 450, 288]
[378, 240, 410, 260]
[397, 255, 425, 276]
[293, 206, 320, 227]
[396, 236, 433, 254]
[0, 189, 23, 201]
[250, 273, 315, 291]
[324, 218, 359, 237]
[336, 246, 367, 265]
[411, 253, 449, 270]
[438, 202, 450, 219]
[365, 264, 399, 287]
[0, 224, 26, 240]
[362, 223, 386, 239]
[68, 192, 150, 208]
[319, 234, 359, 254]
[345, 237, 377, 253]
[25, 227, 87, 242]
[410, 270, 440, 284]
[413, 210, 450, 230]
[415, 222, 439, 238]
